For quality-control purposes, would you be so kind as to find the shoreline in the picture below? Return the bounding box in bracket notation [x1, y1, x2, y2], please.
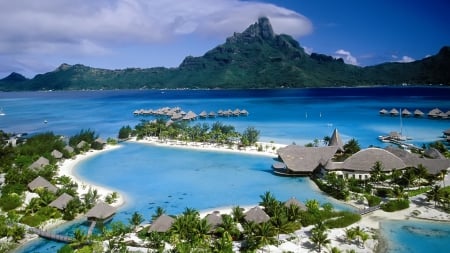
[18, 138, 450, 252]
[57, 144, 127, 209]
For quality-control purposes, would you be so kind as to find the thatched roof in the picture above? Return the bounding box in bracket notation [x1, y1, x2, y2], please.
[28, 156, 49, 170]
[389, 108, 399, 115]
[27, 176, 58, 193]
[51, 149, 63, 159]
[205, 212, 223, 230]
[424, 148, 445, 159]
[428, 108, 442, 117]
[277, 145, 338, 173]
[385, 146, 450, 175]
[244, 206, 270, 224]
[148, 214, 174, 232]
[49, 193, 74, 210]
[401, 108, 411, 116]
[379, 109, 388, 114]
[337, 148, 406, 172]
[199, 111, 208, 117]
[328, 128, 344, 152]
[95, 138, 106, 145]
[284, 197, 307, 211]
[64, 145, 74, 153]
[443, 129, 450, 136]
[86, 201, 116, 220]
[77, 140, 88, 149]
[413, 109, 424, 117]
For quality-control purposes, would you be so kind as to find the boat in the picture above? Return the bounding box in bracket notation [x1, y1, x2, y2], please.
[378, 108, 412, 142]
[0, 108, 5, 116]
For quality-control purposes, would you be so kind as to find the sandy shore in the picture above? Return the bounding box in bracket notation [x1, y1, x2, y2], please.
[57, 144, 126, 208]
[128, 136, 286, 158]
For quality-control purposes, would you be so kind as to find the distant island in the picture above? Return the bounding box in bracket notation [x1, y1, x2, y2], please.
[1, 17, 449, 91]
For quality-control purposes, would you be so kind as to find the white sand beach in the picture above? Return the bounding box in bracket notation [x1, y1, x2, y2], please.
[57, 144, 125, 208]
[53, 138, 449, 253]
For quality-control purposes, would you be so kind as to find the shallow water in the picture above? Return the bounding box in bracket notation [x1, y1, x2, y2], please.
[2, 87, 449, 252]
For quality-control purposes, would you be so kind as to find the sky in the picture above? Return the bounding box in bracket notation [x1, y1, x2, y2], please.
[0, 0, 449, 78]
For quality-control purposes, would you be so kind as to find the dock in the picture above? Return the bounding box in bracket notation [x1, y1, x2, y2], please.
[28, 227, 73, 243]
[87, 221, 96, 237]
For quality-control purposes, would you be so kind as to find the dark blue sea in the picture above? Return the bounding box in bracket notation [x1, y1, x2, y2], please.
[1, 87, 449, 253]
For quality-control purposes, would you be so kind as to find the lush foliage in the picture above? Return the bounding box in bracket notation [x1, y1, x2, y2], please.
[381, 199, 410, 212]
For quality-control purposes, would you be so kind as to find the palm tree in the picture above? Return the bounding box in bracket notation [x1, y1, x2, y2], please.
[370, 161, 384, 183]
[255, 222, 277, 250]
[415, 164, 429, 187]
[343, 138, 360, 155]
[306, 199, 320, 214]
[323, 136, 331, 146]
[344, 227, 356, 244]
[70, 228, 88, 248]
[128, 211, 144, 231]
[26, 197, 43, 215]
[231, 206, 245, 223]
[426, 185, 442, 207]
[259, 191, 280, 216]
[328, 246, 342, 253]
[310, 228, 331, 253]
[215, 214, 240, 239]
[151, 206, 166, 221]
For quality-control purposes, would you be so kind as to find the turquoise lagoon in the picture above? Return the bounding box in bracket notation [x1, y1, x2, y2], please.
[1, 87, 450, 252]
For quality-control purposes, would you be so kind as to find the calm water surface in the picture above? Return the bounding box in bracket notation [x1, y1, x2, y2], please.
[2, 87, 449, 253]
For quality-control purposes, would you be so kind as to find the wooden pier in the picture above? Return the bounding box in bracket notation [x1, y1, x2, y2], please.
[28, 227, 73, 243]
[87, 221, 96, 237]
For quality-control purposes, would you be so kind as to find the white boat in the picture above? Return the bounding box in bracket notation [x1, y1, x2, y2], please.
[378, 108, 412, 142]
[0, 108, 5, 116]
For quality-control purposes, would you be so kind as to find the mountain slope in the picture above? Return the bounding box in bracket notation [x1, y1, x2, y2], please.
[0, 17, 449, 91]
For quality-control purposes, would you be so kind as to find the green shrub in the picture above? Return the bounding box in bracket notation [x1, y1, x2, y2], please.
[376, 188, 391, 198]
[20, 214, 46, 227]
[365, 194, 382, 207]
[324, 211, 361, 228]
[0, 193, 23, 211]
[381, 199, 410, 212]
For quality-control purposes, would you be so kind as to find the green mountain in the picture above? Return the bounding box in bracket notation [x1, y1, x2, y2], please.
[1, 17, 449, 91]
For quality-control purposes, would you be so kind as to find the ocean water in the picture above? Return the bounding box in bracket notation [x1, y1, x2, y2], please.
[2, 87, 450, 252]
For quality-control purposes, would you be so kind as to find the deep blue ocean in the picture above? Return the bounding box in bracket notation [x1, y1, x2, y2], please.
[1, 87, 449, 253]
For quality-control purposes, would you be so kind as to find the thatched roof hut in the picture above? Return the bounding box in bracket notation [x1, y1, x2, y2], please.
[208, 111, 216, 118]
[244, 206, 270, 224]
[276, 145, 338, 175]
[401, 108, 412, 117]
[336, 148, 406, 172]
[428, 108, 442, 118]
[199, 111, 208, 118]
[443, 129, 450, 136]
[86, 201, 116, 222]
[28, 156, 50, 171]
[64, 145, 74, 153]
[424, 148, 445, 159]
[389, 108, 399, 116]
[49, 193, 74, 210]
[379, 109, 388, 115]
[413, 109, 424, 117]
[240, 109, 249, 116]
[28, 176, 58, 193]
[51, 149, 63, 159]
[284, 197, 307, 211]
[77, 140, 88, 149]
[148, 214, 175, 233]
[205, 212, 223, 231]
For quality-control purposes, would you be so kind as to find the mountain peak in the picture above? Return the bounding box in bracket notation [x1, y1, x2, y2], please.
[1, 72, 28, 82]
[226, 16, 275, 43]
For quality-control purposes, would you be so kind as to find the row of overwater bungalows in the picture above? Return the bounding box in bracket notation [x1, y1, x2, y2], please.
[133, 106, 249, 121]
[379, 108, 450, 119]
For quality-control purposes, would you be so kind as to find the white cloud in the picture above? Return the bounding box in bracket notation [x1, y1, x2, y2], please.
[0, 0, 312, 56]
[398, 56, 415, 63]
[334, 49, 358, 65]
[302, 46, 313, 55]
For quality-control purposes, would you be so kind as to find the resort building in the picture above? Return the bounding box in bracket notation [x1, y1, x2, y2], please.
[148, 214, 175, 233]
[49, 193, 74, 210]
[28, 156, 50, 171]
[85, 201, 116, 224]
[28, 176, 58, 193]
[273, 129, 450, 178]
[244, 206, 270, 224]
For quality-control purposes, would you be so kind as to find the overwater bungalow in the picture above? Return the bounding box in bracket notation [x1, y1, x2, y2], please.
[438, 112, 448, 119]
[240, 109, 249, 116]
[28, 176, 58, 193]
[208, 111, 216, 118]
[413, 109, 424, 117]
[86, 201, 116, 224]
[49, 193, 74, 210]
[379, 109, 388, 115]
[389, 108, 399, 116]
[148, 214, 175, 233]
[401, 108, 412, 117]
[244, 206, 270, 224]
[233, 109, 241, 116]
[199, 111, 208, 118]
[428, 108, 442, 118]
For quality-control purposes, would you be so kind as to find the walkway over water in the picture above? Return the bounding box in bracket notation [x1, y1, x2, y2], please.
[358, 205, 381, 215]
[87, 221, 96, 237]
[28, 227, 73, 243]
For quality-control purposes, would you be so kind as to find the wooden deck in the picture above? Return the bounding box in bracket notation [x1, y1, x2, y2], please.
[28, 227, 73, 243]
[87, 221, 96, 237]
